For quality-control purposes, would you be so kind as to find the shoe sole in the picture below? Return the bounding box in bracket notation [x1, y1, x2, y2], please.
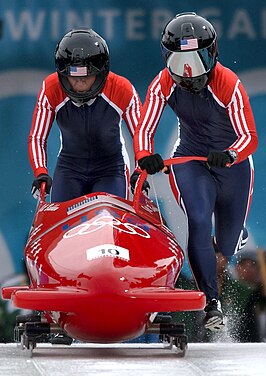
[204, 316, 225, 332]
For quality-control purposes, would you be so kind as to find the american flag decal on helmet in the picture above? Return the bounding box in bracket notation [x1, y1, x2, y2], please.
[69, 66, 88, 76]
[180, 38, 198, 50]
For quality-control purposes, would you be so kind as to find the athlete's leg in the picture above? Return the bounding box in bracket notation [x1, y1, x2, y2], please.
[51, 157, 90, 202]
[91, 175, 127, 198]
[214, 157, 254, 257]
[170, 161, 218, 301]
[90, 162, 129, 199]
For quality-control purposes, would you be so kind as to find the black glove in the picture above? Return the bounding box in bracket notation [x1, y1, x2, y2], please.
[207, 151, 232, 168]
[138, 154, 164, 174]
[31, 174, 52, 199]
[130, 171, 150, 195]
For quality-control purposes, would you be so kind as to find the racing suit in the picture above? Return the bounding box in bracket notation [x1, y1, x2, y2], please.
[134, 62, 258, 301]
[29, 71, 141, 202]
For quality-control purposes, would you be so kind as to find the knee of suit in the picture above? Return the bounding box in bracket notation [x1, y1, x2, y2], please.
[188, 210, 212, 229]
[188, 214, 212, 247]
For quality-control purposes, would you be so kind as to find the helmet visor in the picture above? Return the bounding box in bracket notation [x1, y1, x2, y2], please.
[59, 60, 102, 77]
[57, 50, 108, 77]
[68, 66, 88, 76]
[165, 47, 216, 78]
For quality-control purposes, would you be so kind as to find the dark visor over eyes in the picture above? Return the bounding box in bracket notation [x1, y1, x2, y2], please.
[164, 47, 216, 78]
[60, 62, 101, 77]
[58, 54, 107, 77]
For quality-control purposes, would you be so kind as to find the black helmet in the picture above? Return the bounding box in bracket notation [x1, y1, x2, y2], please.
[55, 28, 110, 103]
[161, 12, 218, 92]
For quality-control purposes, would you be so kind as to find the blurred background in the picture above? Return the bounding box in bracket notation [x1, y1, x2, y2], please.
[0, 0, 266, 341]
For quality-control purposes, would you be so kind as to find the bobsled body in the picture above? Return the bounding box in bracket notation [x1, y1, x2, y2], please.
[2, 158, 206, 344]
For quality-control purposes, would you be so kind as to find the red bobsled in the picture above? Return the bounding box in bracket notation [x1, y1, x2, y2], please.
[2, 157, 206, 351]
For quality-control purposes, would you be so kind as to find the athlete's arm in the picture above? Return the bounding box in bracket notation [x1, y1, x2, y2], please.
[134, 69, 174, 161]
[28, 77, 56, 177]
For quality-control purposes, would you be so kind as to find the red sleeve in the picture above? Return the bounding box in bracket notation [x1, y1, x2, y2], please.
[28, 73, 64, 177]
[102, 72, 142, 138]
[209, 63, 258, 163]
[133, 68, 175, 161]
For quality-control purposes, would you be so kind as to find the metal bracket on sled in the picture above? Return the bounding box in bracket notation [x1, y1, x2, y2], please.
[14, 313, 73, 356]
[146, 314, 188, 356]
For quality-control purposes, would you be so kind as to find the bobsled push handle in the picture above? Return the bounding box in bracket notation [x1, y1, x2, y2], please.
[133, 156, 207, 212]
[163, 156, 207, 167]
[40, 182, 47, 202]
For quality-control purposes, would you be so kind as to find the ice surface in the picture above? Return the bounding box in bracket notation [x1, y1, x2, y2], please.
[0, 342, 265, 376]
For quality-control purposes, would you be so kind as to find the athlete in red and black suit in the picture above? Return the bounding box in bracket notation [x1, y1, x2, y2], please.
[29, 28, 141, 202]
[133, 13, 258, 331]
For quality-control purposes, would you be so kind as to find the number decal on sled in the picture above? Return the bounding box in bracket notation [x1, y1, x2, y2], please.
[86, 244, 130, 261]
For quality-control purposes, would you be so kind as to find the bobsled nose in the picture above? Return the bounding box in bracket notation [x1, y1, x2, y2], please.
[76, 268, 129, 296]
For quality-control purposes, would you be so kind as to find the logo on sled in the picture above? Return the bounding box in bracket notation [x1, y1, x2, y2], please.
[63, 215, 151, 238]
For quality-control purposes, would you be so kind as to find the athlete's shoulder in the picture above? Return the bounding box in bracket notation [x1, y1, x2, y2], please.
[103, 71, 136, 94]
[101, 71, 140, 109]
[212, 62, 239, 85]
[42, 72, 60, 89]
[41, 72, 67, 105]
[147, 68, 176, 98]
[208, 62, 241, 105]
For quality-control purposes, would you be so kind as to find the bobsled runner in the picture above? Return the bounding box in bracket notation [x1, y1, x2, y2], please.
[2, 157, 207, 356]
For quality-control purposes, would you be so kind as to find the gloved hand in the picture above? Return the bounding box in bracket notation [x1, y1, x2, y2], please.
[31, 174, 52, 199]
[207, 151, 231, 168]
[130, 171, 150, 195]
[138, 154, 164, 174]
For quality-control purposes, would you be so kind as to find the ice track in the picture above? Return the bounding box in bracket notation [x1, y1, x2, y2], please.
[0, 342, 265, 376]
